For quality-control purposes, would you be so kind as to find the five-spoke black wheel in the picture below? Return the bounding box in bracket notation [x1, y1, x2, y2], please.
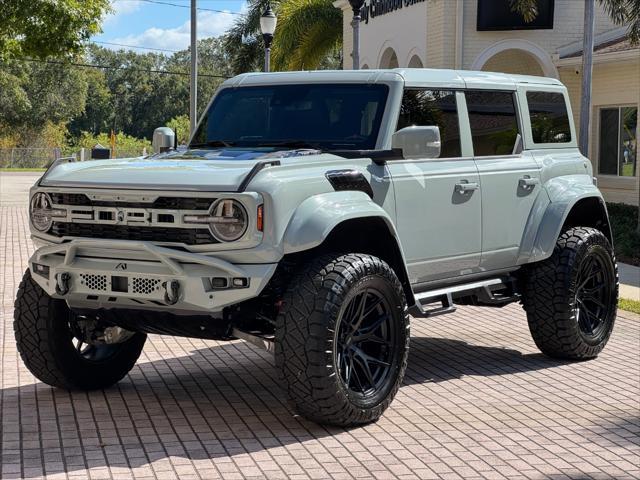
[276, 253, 409, 426]
[523, 226, 618, 359]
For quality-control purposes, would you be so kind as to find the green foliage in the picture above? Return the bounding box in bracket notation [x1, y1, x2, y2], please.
[76, 131, 151, 156]
[619, 298, 640, 314]
[272, 0, 343, 71]
[1, 0, 111, 60]
[166, 115, 191, 145]
[225, 0, 342, 74]
[224, 0, 275, 75]
[607, 202, 640, 266]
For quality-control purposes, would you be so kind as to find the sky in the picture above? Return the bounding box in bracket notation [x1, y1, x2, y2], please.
[94, 0, 247, 53]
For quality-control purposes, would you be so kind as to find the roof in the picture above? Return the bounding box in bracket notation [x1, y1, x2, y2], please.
[223, 68, 563, 90]
[562, 35, 638, 59]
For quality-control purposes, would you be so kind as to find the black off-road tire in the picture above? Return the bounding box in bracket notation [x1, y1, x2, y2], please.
[522, 227, 618, 360]
[275, 253, 410, 427]
[14, 270, 147, 390]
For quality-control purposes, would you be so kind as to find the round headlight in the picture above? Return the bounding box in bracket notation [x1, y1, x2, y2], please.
[30, 192, 54, 232]
[208, 199, 248, 242]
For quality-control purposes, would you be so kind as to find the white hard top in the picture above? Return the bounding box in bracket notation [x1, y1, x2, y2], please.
[222, 68, 564, 91]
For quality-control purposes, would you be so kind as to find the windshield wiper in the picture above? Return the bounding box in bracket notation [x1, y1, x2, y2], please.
[257, 140, 322, 149]
[189, 140, 235, 148]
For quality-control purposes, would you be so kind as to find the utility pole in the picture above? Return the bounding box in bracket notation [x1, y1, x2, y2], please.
[579, 0, 595, 156]
[190, 0, 198, 136]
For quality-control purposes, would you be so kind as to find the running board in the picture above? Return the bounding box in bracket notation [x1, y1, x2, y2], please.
[232, 328, 275, 354]
[410, 277, 518, 318]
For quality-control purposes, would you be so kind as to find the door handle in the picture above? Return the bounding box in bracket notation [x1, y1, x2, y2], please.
[519, 176, 540, 189]
[455, 181, 479, 194]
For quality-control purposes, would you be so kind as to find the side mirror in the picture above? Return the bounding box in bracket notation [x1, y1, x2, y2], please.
[392, 126, 441, 159]
[152, 127, 176, 154]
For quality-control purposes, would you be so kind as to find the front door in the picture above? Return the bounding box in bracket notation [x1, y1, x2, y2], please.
[464, 89, 542, 270]
[387, 89, 482, 285]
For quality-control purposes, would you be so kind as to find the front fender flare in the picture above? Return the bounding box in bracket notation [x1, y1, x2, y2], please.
[283, 191, 399, 253]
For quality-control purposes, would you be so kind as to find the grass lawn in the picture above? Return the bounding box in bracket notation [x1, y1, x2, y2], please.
[619, 298, 640, 314]
[0, 168, 46, 172]
[620, 163, 635, 177]
[607, 203, 639, 266]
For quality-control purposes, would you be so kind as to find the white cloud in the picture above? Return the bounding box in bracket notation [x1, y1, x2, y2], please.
[104, 0, 144, 26]
[110, 10, 238, 52]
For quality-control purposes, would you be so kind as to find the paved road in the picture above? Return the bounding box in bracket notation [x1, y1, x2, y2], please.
[1, 173, 639, 479]
[0, 172, 42, 207]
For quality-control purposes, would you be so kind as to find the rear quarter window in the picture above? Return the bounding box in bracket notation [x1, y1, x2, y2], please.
[526, 91, 572, 143]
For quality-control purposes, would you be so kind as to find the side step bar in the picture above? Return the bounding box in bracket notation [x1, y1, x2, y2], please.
[410, 277, 519, 318]
[232, 328, 275, 354]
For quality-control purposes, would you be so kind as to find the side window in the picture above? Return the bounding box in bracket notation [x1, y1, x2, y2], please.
[397, 89, 461, 158]
[526, 91, 572, 143]
[465, 90, 519, 156]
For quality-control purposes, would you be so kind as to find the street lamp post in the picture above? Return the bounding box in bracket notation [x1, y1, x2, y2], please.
[190, 0, 198, 135]
[348, 0, 365, 70]
[260, 5, 277, 72]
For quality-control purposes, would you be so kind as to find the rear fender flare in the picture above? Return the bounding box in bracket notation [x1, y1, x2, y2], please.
[518, 176, 608, 264]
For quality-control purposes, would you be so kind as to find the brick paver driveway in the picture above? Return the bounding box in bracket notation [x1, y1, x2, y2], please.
[1, 173, 639, 480]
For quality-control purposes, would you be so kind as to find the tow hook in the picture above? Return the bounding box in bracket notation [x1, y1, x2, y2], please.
[163, 279, 180, 305]
[55, 272, 71, 296]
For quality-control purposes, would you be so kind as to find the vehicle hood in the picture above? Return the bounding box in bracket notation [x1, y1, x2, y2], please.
[39, 148, 324, 191]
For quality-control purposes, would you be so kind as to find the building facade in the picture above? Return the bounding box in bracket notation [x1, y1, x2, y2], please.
[335, 0, 639, 205]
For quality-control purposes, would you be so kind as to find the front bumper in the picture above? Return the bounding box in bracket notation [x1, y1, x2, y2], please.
[29, 239, 277, 314]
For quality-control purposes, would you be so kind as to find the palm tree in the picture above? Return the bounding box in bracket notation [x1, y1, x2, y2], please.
[271, 0, 342, 71]
[224, 0, 342, 74]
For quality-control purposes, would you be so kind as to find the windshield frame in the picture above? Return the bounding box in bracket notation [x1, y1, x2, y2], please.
[189, 80, 402, 152]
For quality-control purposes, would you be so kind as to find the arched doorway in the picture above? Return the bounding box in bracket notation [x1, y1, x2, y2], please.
[361, 64, 370, 69]
[471, 39, 558, 78]
[408, 55, 424, 68]
[379, 47, 399, 69]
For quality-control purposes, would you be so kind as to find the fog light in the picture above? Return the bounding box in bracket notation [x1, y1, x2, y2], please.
[232, 277, 249, 288]
[33, 263, 50, 279]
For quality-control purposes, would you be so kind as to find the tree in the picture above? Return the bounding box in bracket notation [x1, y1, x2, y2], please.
[1, 0, 111, 60]
[224, 0, 342, 74]
[166, 115, 191, 145]
[0, 58, 88, 147]
[271, 0, 342, 71]
[224, 0, 277, 75]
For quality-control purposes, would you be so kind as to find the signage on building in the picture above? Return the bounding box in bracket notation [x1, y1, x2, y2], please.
[360, 0, 426, 25]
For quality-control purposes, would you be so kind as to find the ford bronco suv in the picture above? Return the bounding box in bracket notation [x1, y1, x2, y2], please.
[16, 69, 618, 427]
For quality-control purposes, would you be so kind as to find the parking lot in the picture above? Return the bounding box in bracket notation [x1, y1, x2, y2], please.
[1, 172, 638, 480]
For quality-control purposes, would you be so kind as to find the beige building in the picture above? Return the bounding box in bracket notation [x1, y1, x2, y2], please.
[335, 0, 639, 205]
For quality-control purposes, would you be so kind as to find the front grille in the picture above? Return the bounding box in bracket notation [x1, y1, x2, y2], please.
[80, 274, 108, 291]
[47, 193, 220, 245]
[132, 277, 162, 295]
[51, 223, 216, 245]
[50, 193, 216, 210]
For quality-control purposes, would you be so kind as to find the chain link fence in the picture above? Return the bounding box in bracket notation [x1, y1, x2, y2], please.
[0, 148, 148, 169]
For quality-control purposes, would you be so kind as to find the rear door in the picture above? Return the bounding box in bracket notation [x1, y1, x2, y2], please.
[465, 89, 542, 270]
[387, 89, 482, 285]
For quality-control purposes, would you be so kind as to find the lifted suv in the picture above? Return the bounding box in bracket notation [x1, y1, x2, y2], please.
[16, 69, 618, 426]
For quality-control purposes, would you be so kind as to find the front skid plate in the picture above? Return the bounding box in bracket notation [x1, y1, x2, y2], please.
[28, 241, 277, 313]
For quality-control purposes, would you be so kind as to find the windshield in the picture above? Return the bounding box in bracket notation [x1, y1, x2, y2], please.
[190, 83, 389, 151]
